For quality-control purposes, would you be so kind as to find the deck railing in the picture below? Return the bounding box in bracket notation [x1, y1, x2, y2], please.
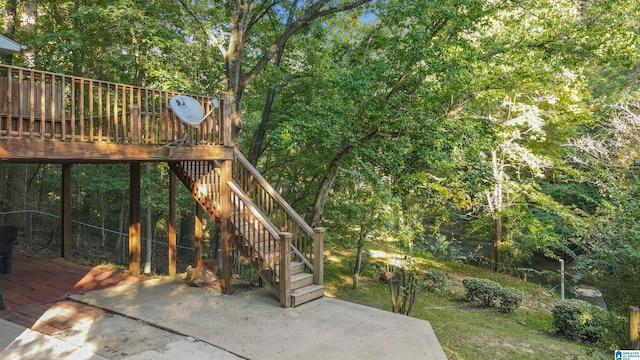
[0, 64, 223, 145]
[232, 148, 324, 283]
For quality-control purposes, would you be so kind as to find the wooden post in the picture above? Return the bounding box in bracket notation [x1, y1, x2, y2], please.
[313, 227, 325, 286]
[168, 170, 177, 276]
[194, 203, 203, 264]
[279, 232, 292, 308]
[630, 306, 640, 349]
[61, 164, 72, 259]
[221, 93, 233, 146]
[220, 159, 233, 294]
[129, 162, 141, 276]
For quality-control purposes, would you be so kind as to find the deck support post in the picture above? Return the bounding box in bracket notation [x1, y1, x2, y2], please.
[313, 227, 325, 286]
[129, 162, 141, 276]
[168, 169, 177, 276]
[194, 204, 203, 264]
[61, 163, 72, 260]
[220, 159, 233, 294]
[279, 232, 292, 308]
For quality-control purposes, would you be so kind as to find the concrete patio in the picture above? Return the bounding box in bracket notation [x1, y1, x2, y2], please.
[1, 256, 447, 359]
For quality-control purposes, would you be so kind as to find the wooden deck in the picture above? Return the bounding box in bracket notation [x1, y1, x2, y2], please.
[0, 64, 324, 307]
[0, 64, 235, 163]
[0, 254, 144, 335]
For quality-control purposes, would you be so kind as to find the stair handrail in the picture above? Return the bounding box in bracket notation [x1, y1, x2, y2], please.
[233, 149, 314, 236]
[233, 148, 316, 272]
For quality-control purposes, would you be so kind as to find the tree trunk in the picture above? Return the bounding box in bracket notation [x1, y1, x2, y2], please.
[247, 3, 297, 166]
[2, 0, 16, 64]
[310, 130, 380, 226]
[353, 216, 367, 290]
[310, 158, 342, 227]
[247, 81, 276, 166]
[493, 214, 502, 271]
[353, 237, 364, 290]
[223, 0, 373, 144]
[20, 0, 36, 66]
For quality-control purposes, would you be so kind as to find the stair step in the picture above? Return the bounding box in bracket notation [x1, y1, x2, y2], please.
[275, 261, 304, 276]
[290, 284, 325, 307]
[290, 272, 313, 290]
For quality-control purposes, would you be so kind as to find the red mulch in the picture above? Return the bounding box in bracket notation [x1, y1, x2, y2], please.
[0, 254, 145, 335]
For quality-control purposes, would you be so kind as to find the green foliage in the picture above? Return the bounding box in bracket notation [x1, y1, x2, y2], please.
[552, 300, 607, 343]
[552, 299, 629, 350]
[423, 268, 452, 296]
[498, 287, 524, 314]
[463, 277, 502, 307]
[462, 277, 523, 313]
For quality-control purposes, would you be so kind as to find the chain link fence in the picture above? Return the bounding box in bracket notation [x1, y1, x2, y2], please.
[0, 210, 219, 275]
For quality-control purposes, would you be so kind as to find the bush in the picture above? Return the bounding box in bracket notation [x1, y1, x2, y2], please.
[498, 287, 524, 313]
[462, 277, 523, 313]
[463, 277, 502, 307]
[424, 268, 451, 296]
[552, 299, 607, 343]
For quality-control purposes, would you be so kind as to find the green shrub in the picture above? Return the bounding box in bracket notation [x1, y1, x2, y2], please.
[424, 268, 451, 296]
[598, 313, 629, 351]
[462, 277, 523, 313]
[463, 277, 502, 307]
[552, 299, 607, 343]
[498, 287, 524, 313]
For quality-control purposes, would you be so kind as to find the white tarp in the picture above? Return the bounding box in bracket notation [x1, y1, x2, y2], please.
[0, 34, 25, 57]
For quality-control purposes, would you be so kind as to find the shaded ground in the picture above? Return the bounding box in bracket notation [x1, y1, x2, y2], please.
[0, 254, 145, 333]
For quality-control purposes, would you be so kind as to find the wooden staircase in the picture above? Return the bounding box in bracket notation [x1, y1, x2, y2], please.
[168, 151, 324, 307]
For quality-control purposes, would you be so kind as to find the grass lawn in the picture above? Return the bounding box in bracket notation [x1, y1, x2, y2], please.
[323, 246, 610, 360]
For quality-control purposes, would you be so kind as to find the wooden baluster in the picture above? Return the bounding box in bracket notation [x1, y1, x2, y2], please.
[106, 85, 111, 142]
[79, 78, 85, 141]
[61, 75, 67, 140]
[89, 80, 94, 141]
[71, 77, 76, 141]
[27, 71, 33, 138]
[39, 72, 45, 139]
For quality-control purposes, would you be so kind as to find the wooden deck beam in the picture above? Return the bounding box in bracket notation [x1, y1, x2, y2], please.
[0, 140, 234, 163]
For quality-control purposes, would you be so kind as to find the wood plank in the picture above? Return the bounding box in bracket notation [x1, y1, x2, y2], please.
[291, 284, 325, 307]
[0, 140, 234, 162]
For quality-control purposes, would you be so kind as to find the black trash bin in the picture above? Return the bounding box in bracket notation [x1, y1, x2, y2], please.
[0, 225, 18, 274]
